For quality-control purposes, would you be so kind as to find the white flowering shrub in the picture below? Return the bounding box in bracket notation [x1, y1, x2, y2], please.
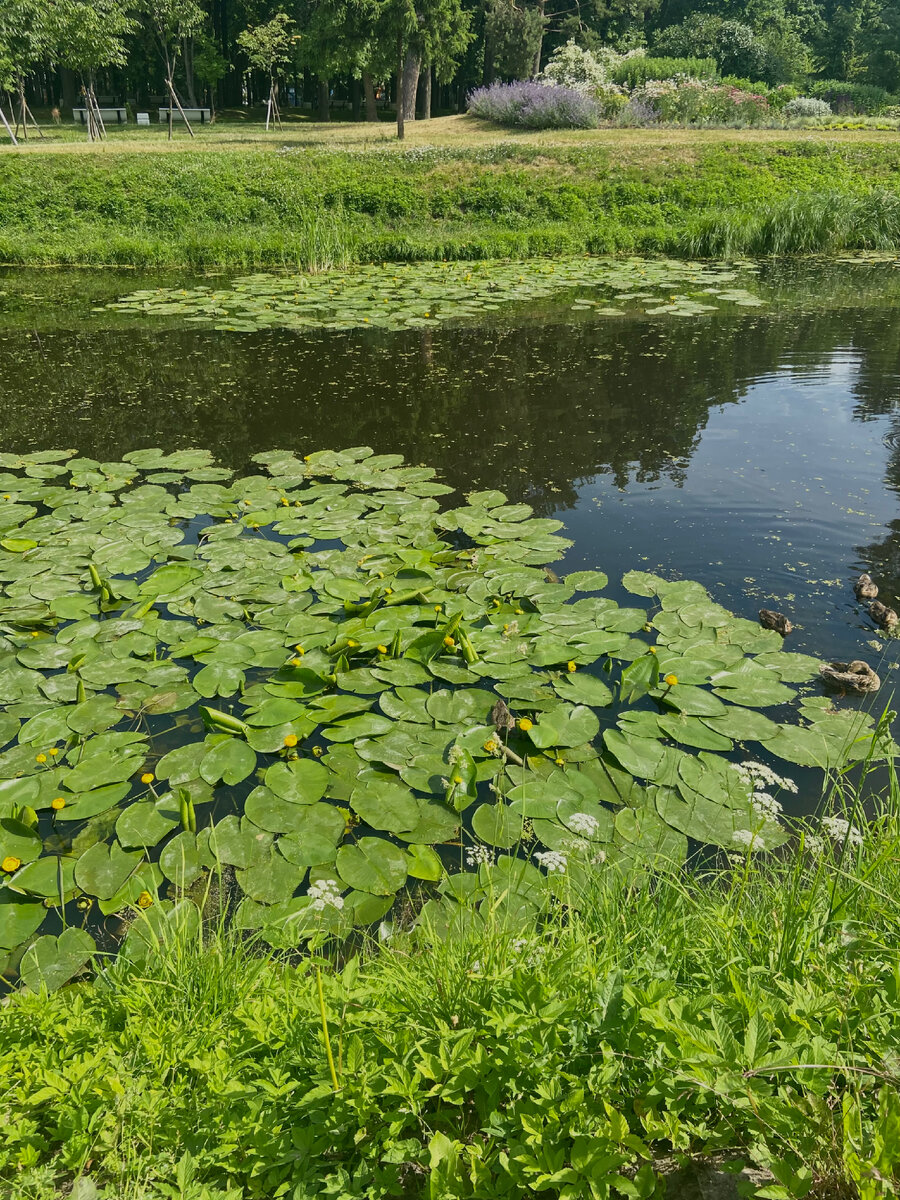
[541, 40, 608, 92]
[540, 39, 625, 104]
[783, 96, 832, 119]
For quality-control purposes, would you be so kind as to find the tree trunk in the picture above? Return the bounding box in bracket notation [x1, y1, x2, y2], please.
[60, 68, 77, 113]
[16, 76, 27, 140]
[401, 46, 421, 122]
[396, 34, 404, 140]
[351, 76, 362, 121]
[183, 37, 197, 105]
[532, 0, 546, 76]
[418, 62, 431, 119]
[483, 21, 494, 86]
[317, 77, 330, 121]
[362, 71, 378, 121]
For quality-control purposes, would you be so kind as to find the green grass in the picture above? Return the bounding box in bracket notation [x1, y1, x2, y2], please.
[3, 770, 900, 1199]
[5, 124, 900, 267]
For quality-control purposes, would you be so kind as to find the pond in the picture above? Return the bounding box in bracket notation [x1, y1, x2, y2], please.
[2, 256, 900, 670]
[1, 255, 899, 984]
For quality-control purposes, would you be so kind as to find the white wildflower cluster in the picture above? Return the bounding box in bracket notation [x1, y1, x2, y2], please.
[567, 812, 600, 838]
[803, 832, 825, 857]
[448, 745, 465, 768]
[466, 845, 494, 867]
[502, 620, 520, 640]
[733, 761, 798, 794]
[307, 879, 344, 912]
[821, 816, 864, 848]
[731, 828, 764, 852]
[534, 850, 567, 874]
[751, 792, 782, 822]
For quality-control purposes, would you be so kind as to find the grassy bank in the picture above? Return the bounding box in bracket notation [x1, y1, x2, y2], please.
[4, 120, 900, 267]
[3, 788, 899, 1200]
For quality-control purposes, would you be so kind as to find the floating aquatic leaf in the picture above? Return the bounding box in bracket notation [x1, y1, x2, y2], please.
[336, 837, 408, 895]
[0, 886, 46, 949]
[527, 705, 600, 750]
[21, 927, 95, 992]
[74, 840, 144, 900]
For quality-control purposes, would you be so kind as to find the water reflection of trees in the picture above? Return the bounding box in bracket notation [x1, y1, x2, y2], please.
[0, 304, 898, 521]
[845, 311, 900, 606]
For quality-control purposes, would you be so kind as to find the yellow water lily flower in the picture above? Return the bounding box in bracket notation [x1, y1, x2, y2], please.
[664, 674, 679, 687]
[567, 661, 577, 672]
[1, 856, 21, 873]
[141, 773, 155, 784]
[137, 891, 154, 909]
[48, 747, 59, 756]
[35, 754, 47, 764]
[517, 718, 533, 732]
[283, 734, 298, 748]
[443, 635, 455, 648]
[51, 797, 66, 811]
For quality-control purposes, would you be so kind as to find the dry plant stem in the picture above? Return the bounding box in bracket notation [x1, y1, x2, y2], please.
[500, 744, 526, 768]
[316, 965, 341, 1092]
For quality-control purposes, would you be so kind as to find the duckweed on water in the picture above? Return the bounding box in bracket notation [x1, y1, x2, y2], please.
[0, 446, 892, 989]
[109, 257, 766, 332]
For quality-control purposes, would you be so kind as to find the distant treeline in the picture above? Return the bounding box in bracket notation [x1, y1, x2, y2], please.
[5, 0, 900, 122]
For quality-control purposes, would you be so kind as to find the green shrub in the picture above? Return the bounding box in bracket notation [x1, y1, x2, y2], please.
[807, 78, 899, 114]
[611, 55, 718, 88]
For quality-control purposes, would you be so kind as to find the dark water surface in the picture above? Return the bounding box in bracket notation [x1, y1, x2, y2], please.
[2, 259, 900, 674]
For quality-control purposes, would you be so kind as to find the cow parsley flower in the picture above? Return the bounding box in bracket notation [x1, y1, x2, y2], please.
[821, 816, 864, 848]
[466, 845, 494, 867]
[307, 879, 345, 911]
[567, 812, 600, 838]
[534, 850, 567, 874]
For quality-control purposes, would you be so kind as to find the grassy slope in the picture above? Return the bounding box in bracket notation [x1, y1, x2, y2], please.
[2, 799, 899, 1199]
[3, 117, 900, 267]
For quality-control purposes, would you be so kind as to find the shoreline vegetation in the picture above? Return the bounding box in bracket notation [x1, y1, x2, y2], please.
[0, 442, 898, 1196]
[4, 122, 900, 268]
[3, 777, 899, 1200]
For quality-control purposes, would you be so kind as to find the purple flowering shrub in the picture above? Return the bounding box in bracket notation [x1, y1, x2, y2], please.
[468, 81, 601, 129]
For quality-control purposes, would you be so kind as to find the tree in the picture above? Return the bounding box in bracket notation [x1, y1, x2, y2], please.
[0, 38, 18, 145]
[237, 12, 297, 128]
[377, 0, 472, 136]
[0, 0, 55, 139]
[54, 0, 135, 141]
[193, 29, 229, 114]
[299, 0, 383, 123]
[142, 0, 205, 138]
[858, 1, 900, 90]
[483, 0, 545, 82]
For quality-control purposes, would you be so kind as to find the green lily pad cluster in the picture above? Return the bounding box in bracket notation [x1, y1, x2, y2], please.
[0, 445, 889, 990]
[108, 257, 765, 333]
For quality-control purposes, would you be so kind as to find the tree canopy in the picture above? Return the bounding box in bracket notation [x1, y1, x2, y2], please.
[13, 0, 900, 118]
